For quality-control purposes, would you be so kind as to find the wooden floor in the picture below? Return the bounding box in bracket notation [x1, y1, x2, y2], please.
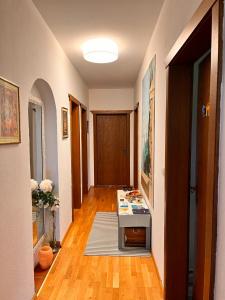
[37, 188, 163, 300]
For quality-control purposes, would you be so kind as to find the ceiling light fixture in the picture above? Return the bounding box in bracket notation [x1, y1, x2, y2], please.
[82, 38, 118, 63]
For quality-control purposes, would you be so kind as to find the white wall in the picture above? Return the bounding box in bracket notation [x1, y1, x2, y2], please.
[0, 0, 88, 299]
[88, 88, 134, 187]
[135, 0, 203, 284]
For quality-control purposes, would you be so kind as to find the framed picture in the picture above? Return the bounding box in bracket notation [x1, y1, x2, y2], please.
[61, 107, 68, 138]
[0, 77, 21, 144]
[141, 55, 156, 208]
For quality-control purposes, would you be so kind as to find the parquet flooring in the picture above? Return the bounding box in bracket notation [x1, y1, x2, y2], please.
[37, 188, 163, 300]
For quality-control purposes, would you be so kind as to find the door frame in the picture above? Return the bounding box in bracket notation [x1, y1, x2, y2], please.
[69, 94, 81, 215]
[165, 0, 222, 299]
[92, 110, 132, 187]
[81, 104, 88, 194]
[134, 103, 139, 188]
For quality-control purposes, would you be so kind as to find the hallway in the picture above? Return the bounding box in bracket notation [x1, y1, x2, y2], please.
[1, 1, 225, 299]
[37, 188, 163, 300]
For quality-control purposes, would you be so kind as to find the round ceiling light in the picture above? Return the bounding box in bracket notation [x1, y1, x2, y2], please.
[82, 38, 118, 63]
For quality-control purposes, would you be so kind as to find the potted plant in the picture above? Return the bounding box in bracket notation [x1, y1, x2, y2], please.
[31, 179, 60, 253]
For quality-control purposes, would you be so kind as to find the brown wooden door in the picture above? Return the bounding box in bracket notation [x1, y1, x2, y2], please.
[193, 54, 211, 300]
[94, 113, 130, 186]
[81, 107, 88, 194]
[70, 97, 81, 210]
[165, 2, 221, 299]
[134, 105, 139, 188]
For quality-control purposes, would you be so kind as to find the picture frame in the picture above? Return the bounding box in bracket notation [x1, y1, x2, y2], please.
[0, 77, 21, 144]
[61, 107, 68, 138]
[141, 55, 156, 208]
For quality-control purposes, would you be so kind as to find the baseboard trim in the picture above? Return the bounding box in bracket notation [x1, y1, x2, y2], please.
[61, 222, 73, 247]
[88, 185, 94, 192]
[37, 248, 61, 297]
[152, 253, 164, 296]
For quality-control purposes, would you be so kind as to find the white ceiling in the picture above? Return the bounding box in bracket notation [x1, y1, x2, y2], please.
[33, 0, 164, 88]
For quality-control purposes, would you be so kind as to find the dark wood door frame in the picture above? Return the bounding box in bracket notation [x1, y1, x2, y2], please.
[92, 110, 131, 187]
[165, 0, 222, 299]
[81, 105, 88, 194]
[69, 94, 81, 215]
[134, 103, 139, 188]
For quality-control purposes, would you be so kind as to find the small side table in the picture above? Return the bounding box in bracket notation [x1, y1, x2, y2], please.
[117, 190, 151, 250]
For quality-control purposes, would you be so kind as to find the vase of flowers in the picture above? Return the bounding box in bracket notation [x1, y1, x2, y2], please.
[31, 179, 60, 253]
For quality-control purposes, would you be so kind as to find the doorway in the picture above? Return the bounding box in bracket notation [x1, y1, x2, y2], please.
[70, 95, 81, 210]
[134, 104, 139, 188]
[165, 1, 222, 299]
[81, 105, 88, 195]
[93, 111, 131, 186]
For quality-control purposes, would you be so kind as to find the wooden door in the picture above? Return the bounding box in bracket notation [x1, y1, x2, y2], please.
[94, 112, 130, 186]
[81, 107, 88, 194]
[134, 105, 139, 188]
[193, 54, 211, 300]
[165, 1, 222, 299]
[70, 96, 81, 210]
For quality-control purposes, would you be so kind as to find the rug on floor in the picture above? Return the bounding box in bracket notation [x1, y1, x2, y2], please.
[84, 212, 150, 257]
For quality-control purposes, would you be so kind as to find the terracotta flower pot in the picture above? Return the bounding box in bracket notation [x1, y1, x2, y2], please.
[38, 245, 53, 270]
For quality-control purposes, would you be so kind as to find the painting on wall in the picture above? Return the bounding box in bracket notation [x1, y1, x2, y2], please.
[0, 77, 20, 144]
[141, 55, 156, 208]
[61, 107, 68, 138]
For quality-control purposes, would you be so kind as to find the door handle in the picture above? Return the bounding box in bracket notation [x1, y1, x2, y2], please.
[190, 186, 197, 194]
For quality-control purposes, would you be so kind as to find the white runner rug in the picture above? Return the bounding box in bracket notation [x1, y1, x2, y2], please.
[84, 212, 150, 257]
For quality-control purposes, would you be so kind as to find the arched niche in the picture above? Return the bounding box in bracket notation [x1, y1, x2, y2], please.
[30, 79, 59, 192]
[29, 79, 60, 247]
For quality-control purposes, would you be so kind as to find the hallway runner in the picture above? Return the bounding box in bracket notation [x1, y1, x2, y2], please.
[84, 212, 150, 257]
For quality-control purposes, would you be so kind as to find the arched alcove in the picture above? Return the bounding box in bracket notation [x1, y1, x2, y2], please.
[30, 79, 59, 191]
[29, 79, 60, 255]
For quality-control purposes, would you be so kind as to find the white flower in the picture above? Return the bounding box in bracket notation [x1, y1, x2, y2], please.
[31, 179, 38, 192]
[38, 200, 43, 208]
[40, 179, 53, 193]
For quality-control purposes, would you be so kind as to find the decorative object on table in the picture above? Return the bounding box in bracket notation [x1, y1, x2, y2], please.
[132, 208, 150, 214]
[141, 55, 156, 208]
[0, 77, 20, 144]
[31, 178, 60, 253]
[125, 190, 142, 200]
[122, 186, 133, 191]
[38, 245, 53, 270]
[61, 107, 68, 138]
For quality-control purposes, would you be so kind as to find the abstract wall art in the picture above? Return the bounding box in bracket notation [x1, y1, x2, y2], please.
[141, 56, 156, 208]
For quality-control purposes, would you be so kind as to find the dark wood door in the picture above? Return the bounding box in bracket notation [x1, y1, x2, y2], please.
[165, 1, 222, 299]
[81, 107, 88, 194]
[94, 113, 130, 186]
[70, 97, 81, 210]
[193, 54, 211, 300]
[134, 105, 139, 188]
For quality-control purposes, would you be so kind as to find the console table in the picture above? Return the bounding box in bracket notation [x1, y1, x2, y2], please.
[117, 190, 151, 250]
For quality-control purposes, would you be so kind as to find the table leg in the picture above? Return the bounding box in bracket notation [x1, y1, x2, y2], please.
[118, 227, 124, 249]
